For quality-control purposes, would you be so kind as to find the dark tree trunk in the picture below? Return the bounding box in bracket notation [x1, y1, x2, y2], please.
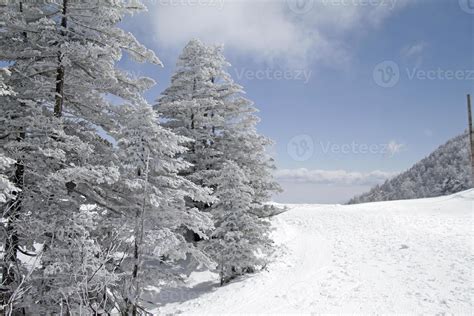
[1, 3, 27, 312]
[54, 0, 68, 117]
[2, 158, 24, 306]
[127, 166, 143, 316]
[131, 208, 140, 316]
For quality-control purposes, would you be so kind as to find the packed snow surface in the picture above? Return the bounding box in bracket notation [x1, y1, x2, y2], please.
[155, 190, 473, 314]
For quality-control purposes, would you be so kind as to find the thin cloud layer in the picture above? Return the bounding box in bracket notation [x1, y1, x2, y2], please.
[275, 168, 397, 186]
[148, 0, 411, 67]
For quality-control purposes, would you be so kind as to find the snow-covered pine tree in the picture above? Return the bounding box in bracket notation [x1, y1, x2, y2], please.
[0, 69, 17, 202]
[157, 39, 281, 280]
[202, 161, 270, 285]
[157, 40, 225, 192]
[0, 1, 188, 313]
[111, 102, 214, 314]
[0, 65, 18, 201]
[215, 78, 282, 220]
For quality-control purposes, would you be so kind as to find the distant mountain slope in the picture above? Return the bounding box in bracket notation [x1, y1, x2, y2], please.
[348, 132, 472, 204]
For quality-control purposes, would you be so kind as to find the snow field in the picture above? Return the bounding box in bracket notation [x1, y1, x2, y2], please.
[157, 190, 473, 315]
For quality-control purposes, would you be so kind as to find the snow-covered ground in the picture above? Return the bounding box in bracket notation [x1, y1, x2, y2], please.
[154, 190, 474, 315]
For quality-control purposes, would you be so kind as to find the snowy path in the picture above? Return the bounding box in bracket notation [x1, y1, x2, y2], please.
[156, 190, 473, 315]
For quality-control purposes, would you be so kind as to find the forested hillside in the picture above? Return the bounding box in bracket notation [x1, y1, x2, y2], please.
[349, 133, 472, 204]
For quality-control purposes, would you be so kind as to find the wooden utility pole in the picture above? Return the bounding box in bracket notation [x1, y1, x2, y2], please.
[468, 94, 474, 186]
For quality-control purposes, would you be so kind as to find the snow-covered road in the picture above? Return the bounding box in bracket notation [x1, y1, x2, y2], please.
[156, 190, 474, 315]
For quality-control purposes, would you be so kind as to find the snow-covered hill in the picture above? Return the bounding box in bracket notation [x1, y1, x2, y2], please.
[349, 132, 472, 204]
[153, 190, 473, 315]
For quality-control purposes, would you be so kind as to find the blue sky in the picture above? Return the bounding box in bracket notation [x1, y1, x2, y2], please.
[118, 0, 473, 203]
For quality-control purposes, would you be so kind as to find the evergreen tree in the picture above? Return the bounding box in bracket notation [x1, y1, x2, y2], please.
[0, 1, 206, 313]
[111, 102, 213, 314]
[202, 162, 271, 285]
[157, 39, 280, 280]
[157, 39, 226, 190]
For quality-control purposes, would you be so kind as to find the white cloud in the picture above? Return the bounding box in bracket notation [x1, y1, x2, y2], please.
[275, 168, 397, 186]
[148, 0, 410, 67]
